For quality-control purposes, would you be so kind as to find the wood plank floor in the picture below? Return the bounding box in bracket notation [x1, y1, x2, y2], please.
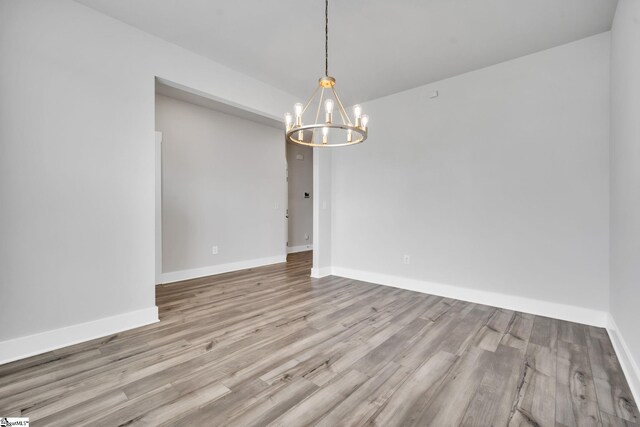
[0, 251, 637, 426]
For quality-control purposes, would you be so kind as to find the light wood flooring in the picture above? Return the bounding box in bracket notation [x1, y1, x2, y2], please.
[0, 251, 637, 426]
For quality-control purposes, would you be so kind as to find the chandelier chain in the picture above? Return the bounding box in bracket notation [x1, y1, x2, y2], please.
[325, 0, 329, 77]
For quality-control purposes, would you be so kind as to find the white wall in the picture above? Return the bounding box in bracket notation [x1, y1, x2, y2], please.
[287, 143, 313, 252]
[609, 0, 640, 401]
[312, 149, 333, 278]
[156, 95, 286, 278]
[0, 0, 296, 362]
[331, 33, 611, 323]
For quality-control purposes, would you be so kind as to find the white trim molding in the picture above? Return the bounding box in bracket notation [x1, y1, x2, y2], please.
[155, 131, 163, 285]
[161, 255, 286, 284]
[606, 314, 640, 405]
[0, 306, 159, 366]
[310, 266, 332, 278]
[330, 266, 608, 327]
[287, 245, 313, 254]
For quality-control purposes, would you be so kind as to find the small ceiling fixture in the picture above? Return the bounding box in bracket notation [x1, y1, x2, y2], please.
[285, 0, 369, 147]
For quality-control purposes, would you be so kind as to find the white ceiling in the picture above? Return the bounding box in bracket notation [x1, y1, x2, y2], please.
[76, 0, 618, 105]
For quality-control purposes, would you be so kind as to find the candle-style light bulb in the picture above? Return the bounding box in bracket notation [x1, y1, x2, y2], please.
[325, 99, 334, 114]
[285, 113, 293, 130]
[322, 126, 329, 144]
[347, 129, 353, 143]
[361, 114, 369, 129]
[324, 99, 334, 123]
[354, 104, 362, 126]
[294, 103, 303, 126]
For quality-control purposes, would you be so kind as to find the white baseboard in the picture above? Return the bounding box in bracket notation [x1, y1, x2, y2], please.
[606, 314, 640, 405]
[161, 255, 287, 284]
[310, 266, 332, 278]
[0, 306, 159, 366]
[287, 245, 313, 254]
[330, 266, 608, 327]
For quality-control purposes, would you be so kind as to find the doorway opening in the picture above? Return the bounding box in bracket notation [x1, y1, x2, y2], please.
[154, 77, 289, 285]
[286, 142, 314, 263]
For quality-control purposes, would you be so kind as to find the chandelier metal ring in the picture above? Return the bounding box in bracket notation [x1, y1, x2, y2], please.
[286, 123, 367, 148]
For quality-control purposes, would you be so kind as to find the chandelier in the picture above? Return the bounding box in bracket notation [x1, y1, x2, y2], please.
[285, 0, 369, 147]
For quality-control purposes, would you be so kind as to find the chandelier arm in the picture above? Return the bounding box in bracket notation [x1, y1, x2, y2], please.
[301, 84, 321, 115]
[337, 106, 347, 126]
[330, 87, 348, 125]
[331, 86, 353, 126]
[314, 87, 325, 126]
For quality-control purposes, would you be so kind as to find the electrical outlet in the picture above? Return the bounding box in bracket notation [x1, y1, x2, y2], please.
[403, 255, 410, 265]
[212, 246, 219, 255]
